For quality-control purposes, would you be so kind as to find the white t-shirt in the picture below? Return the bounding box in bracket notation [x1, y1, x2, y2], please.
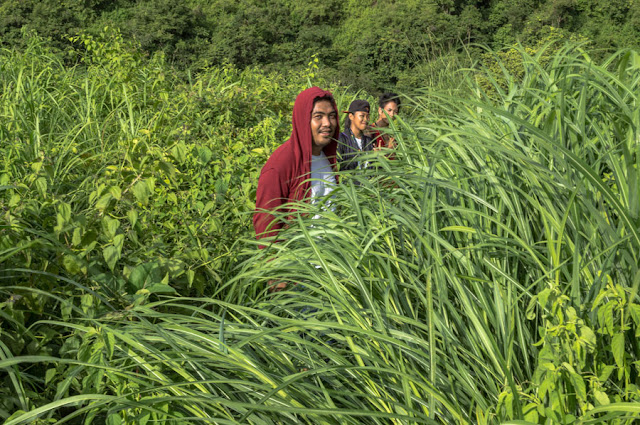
[354, 137, 363, 150]
[310, 152, 336, 200]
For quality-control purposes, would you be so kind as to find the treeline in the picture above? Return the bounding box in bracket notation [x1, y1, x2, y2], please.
[1, 0, 640, 91]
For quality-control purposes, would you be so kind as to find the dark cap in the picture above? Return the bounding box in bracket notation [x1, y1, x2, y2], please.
[343, 99, 370, 114]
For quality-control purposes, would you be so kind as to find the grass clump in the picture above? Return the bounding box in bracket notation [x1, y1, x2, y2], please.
[2, 40, 640, 424]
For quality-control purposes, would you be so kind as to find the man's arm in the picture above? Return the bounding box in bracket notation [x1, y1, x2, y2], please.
[253, 167, 288, 241]
[337, 132, 354, 171]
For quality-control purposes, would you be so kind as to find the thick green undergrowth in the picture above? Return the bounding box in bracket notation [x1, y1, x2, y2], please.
[1, 35, 639, 424]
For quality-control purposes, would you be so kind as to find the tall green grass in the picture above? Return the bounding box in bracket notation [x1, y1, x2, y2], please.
[2, 41, 640, 424]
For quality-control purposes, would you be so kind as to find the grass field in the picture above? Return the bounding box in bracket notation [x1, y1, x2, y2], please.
[1, 34, 639, 424]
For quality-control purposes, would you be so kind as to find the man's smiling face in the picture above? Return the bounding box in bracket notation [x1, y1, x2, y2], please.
[310, 98, 337, 155]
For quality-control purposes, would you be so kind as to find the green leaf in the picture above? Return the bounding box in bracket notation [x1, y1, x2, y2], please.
[102, 217, 120, 240]
[612, 333, 625, 369]
[594, 390, 610, 406]
[57, 202, 71, 223]
[35, 176, 48, 197]
[215, 178, 228, 196]
[197, 146, 213, 164]
[127, 209, 138, 228]
[113, 234, 125, 251]
[4, 395, 116, 425]
[72, 227, 83, 246]
[602, 302, 615, 335]
[579, 326, 596, 349]
[538, 288, 552, 310]
[63, 254, 85, 274]
[96, 193, 113, 211]
[526, 295, 538, 320]
[109, 186, 122, 200]
[598, 365, 616, 382]
[129, 262, 163, 291]
[104, 331, 115, 360]
[568, 370, 586, 401]
[106, 413, 122, 425]
[9, 193, 20, 207]
[45, 368, 57, 385]
[158, 161, 176, 181]
[133, 180, 150, 205]
[103, 246, 120, 271]
[146, 283, 177, 294]
[171, 142, 187, 164]
[138, 411, 151, 425]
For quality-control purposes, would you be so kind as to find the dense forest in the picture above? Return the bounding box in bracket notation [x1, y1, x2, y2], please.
[1, 0, 640, 91]
[1, 1, 640, 424]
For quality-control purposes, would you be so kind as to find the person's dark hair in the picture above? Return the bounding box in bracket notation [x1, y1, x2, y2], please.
[343, 115, 351, 133]
[378, 92, 401, 112]
[313, 95, 334, 107]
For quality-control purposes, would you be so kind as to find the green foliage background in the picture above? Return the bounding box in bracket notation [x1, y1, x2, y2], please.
[1, 0, 640, 92]
[1, 2, 640, 424]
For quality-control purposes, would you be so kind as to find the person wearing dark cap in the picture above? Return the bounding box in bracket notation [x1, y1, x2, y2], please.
[337, 99, 375, 172]
[372, 92, 401, 150]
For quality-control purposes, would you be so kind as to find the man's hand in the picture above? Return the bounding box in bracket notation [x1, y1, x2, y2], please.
[268, 280, 288, 292]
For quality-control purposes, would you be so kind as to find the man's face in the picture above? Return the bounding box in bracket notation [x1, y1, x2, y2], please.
[379, 101, 399, 121]
[349, 111, 370, 133]
[310, 99, 337, 153]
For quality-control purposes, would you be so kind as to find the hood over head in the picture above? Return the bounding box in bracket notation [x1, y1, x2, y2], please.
[289, 86, 340, 200]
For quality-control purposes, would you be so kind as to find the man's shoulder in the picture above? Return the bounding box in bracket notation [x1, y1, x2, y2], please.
[261, 140, 296, 175]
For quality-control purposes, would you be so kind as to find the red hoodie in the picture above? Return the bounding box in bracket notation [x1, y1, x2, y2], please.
[253, 87, 340, 241]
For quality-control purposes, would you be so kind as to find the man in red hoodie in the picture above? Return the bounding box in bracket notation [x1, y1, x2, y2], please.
[253, 86, 340, 244]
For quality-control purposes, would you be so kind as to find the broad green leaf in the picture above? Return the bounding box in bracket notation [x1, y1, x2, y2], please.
[127, 209, 138, 228]
[9, 193, 20, 207]
[133, 180, 150, 205]
[146, 283, 177, 294]
[109, 186, 122, 200]
[72, 227, 82, 246]
[579, 326, 596, 349]
[57, 202, 71, 223]
[96, 193, 113, 211]
[538, 288, 552, 310]
[171, 142, 187, 164]
[612, 333, 625, 369]
[35, 177, 47, 197]
[31, 161, 43, 173]
[45, 368, 56, 385]
[197, 146, 213, 164]
[113, 234, 125, 251]
[106, 413, 122, 425]
[568, 370, 586, 401]
[129, 262, 163, 291]
[594, 390, 610, 406]
[102, 217, 120, 240]
[103, 246, 120, 271]
[598, 365, 616, 382]
[63, 254, 85, 274]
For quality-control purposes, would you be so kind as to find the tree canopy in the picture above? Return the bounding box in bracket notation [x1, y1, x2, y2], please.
[1, 0, 639, 94]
